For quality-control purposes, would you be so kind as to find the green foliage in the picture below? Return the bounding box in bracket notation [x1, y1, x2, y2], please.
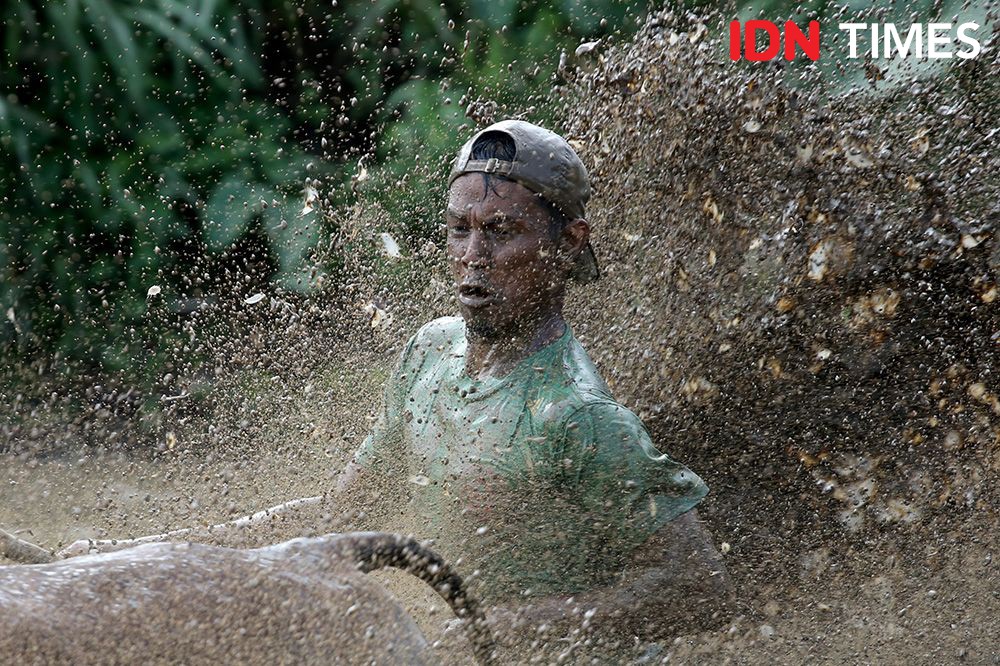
[0, 1, 329, 376]
[0, 0, 648, 383]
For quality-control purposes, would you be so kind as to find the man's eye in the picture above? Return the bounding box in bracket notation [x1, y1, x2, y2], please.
[448, 223, 470, 235]
[488, 223, 515, 237]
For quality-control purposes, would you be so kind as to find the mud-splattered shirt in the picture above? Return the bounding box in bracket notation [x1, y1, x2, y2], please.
[353, 316, 707, 600]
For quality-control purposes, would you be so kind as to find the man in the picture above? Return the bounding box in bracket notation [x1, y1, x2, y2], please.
[61, 120, 733, 653]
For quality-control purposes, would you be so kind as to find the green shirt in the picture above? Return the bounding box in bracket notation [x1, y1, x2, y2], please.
[354, 316, 707, 600]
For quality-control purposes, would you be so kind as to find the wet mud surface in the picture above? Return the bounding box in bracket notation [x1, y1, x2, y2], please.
[1, 450, 996, 663]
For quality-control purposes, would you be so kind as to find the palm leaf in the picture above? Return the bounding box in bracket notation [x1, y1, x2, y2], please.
[263, 197, 321, 292]
[44, 3, 97, 135]
[126, 6, 225, 79]
[202, 177, 272, 251]
[81, 0, 149, 107]
[156, 0, 263, 85]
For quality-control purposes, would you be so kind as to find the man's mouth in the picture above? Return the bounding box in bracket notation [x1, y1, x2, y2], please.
[457, 283, 496, 308]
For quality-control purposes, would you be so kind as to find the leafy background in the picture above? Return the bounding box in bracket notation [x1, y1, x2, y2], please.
[0, 0, 983, 431]
[0, 0, 648, 381]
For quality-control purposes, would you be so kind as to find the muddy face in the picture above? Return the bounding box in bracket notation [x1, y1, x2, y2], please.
[445, 174, 574, 339]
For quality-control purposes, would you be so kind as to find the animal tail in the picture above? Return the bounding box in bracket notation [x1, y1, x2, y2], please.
[331, 532, 498, 666]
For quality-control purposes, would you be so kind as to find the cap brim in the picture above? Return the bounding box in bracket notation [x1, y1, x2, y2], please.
[571, 242, 600, 284]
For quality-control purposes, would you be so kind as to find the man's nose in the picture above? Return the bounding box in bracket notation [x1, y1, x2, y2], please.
[461, 229, 491, 268]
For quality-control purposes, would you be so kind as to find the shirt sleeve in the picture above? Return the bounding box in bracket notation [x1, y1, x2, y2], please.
[560, 399, 708, 556]
[351, 333, 418, 470]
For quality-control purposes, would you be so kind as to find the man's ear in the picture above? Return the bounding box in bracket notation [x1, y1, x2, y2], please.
[560, 218, 590, 262]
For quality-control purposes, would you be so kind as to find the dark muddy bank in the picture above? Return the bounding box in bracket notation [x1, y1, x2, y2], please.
[555, 7, 999, 663]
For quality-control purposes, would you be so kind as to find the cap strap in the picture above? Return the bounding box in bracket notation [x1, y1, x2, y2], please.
[463, 158, 515, 177]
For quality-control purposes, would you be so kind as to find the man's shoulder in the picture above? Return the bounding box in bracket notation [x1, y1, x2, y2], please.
[544, 393, 641, 437]
[561, 334, 614, 398]
[532, 382, 631, 439]
[412, 316, 464, 347]
[521, 332, 617, 429]
[395, 316, 463, 372]
[403, 316, 463, 360]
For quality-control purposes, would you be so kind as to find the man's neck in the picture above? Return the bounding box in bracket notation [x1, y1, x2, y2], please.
[464, 314, 567, 380]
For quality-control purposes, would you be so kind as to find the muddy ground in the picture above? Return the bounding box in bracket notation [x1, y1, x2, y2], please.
[1, 446, 996, 664]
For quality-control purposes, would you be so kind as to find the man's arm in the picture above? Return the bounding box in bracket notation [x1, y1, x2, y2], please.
[488, 509, 735, 641]
[57, 459, 384, 558]
[57, 495, 327, 557]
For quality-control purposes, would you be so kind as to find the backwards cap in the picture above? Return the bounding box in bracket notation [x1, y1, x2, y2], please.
[449, 119, 599, 283]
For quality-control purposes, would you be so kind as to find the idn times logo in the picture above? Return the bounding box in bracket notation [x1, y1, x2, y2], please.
[729, 20, 984, 61]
